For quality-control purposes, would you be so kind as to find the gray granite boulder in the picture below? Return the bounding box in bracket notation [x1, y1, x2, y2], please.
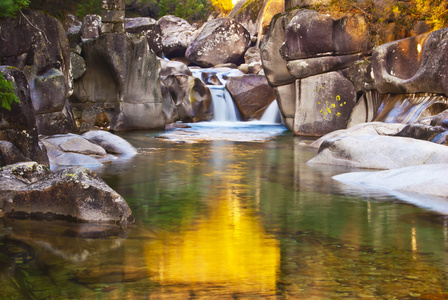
[0, 163, 134, 224]
[82, 130, 138, 154]
[185, 18, 251, 68]
[308, 134, 448, 169]
[81, 14, 101, 40]
[158, 15, 197, 59]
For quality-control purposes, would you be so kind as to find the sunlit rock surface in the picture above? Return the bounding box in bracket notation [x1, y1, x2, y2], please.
[158, 15, 197, 59]
[308, 134, 448, 169]
[186, 18, 251, 67]
[0, 163, 134, 224]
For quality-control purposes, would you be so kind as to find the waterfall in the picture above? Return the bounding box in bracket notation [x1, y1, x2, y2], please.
[208, 86, 241, 122]
[373, 93, 448, 124]
[260, 100, 282, 124]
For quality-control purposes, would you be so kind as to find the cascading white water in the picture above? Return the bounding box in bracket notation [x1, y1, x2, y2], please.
[190, 67, 282, 124]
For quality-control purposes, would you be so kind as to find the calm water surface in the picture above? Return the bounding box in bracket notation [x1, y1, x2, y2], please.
[2, 123, 448, 299]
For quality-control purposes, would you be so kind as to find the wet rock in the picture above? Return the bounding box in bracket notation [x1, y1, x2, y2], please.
[42, 134, 107, 156]
[185, 18, 251, 68]
[294, 71, 357, 136]
[334, 164, 448, 198]
[71, 33, 165, 131]
[347, 90, 379, 127]
[238, 47, 263, 74]
[372, 28, 448, 95]
[395, 123, 447, 142]
[82, 130, 138, 154]
[162, 74, 213, 122]
[81, 14, 101, 40]
[0, 67, 49, 166]
[158, 15, 197, 59]
[0, 165, 134, 224]
[161, 82, 179, 123]
[226, 75, 276, 121]
[260, 13, 295, 86]
[308, 134, 448, 169]
[430, 110, 448, 127]
[45, 151, 104, 167]
[75, 265, 147, 283]
[279, 10, 370, 60]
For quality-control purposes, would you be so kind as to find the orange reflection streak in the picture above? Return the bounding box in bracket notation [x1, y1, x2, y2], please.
[145, 158, 280, 296]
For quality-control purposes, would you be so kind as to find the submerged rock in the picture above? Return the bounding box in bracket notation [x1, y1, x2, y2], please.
[308, 134, 448, 169]
[186, 18, 251, 68]
[0, 163, 134, 224]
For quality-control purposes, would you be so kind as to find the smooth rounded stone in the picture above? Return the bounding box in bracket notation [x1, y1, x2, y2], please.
[294, 71, 357, 136]
[225, 75, 276, 121]
[82, 130, 138, 154]
[308, 134, 448, 169]
[49, 151, 103, 167]
[81, 14, 101, 40]
[42, 134, 107, 156]
[185, 18, 251, 68]
[260, 13, 295, 86]
[0, 165, 134, 224]
[287, 53, 365, 79]
[159, 59, 192, 77]
[372, 27, 448, 95]
[280, 9, 370, 60]
[75, 265, 147, 283]
[310, 122, 406, 149]
[333, 164, 448, 198]
[70, 52, 86, 80]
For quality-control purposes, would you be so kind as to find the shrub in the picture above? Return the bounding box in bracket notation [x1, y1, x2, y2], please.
[0, 72, 20, 111]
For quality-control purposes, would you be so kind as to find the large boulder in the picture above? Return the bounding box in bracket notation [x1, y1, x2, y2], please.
[0, 67, 48, 166]
[82, 130, 138, 154]
[126, 17, 163, 55]
[0, 162, 134, 224]
[225, 75, 276, 121]
[308, 134, 448, 169]
[279, 9, 370, 60]
[333, 164, 448, 198]
[228, 0, 285, 37]
[80, 14, 102, 40]
[70, 33, 165, 131]
[273, 82, 296, 130]
[372, 28, 448, 96]
[260, 13, 295, 86]
[294, 71, 357, 136]
[0, 10, 76, 135]
[185, 18, 251, 68]
[158, 15, 197, 59]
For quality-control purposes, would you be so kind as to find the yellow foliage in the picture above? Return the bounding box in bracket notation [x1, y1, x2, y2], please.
[210, 0, 234, 13]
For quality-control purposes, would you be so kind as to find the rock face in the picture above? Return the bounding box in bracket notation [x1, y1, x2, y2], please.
[225, 75, 276, 121]
[0, 10, 76, 135]
[70, 33, 165, 131]
[161, 74, 213, 122]
[0, 162, 134, 224]
[295, 72, 357, 136]
[372, 28, 448, 95]
[0, 67, 49, 166]
[260, 9, 370, 136]
[125, 17, 163, 55]
[158, 15, 197, 59]
[186, 18, 251, 68]
[308, 134, 448, 169]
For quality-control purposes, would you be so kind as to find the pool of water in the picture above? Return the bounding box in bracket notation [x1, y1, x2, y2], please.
[2, 124, 448, 299]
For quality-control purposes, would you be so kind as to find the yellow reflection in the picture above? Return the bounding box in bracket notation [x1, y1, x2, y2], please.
[145, 196, 279, 295]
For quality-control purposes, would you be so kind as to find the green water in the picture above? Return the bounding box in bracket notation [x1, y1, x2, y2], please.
[1, 129, 448, 299]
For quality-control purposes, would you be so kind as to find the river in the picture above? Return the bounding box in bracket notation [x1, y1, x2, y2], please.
[2, 122, 448, 299]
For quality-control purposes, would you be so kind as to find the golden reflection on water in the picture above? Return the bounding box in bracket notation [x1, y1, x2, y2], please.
[145, 197, 279, 295]
[145, 145, 280, 296]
